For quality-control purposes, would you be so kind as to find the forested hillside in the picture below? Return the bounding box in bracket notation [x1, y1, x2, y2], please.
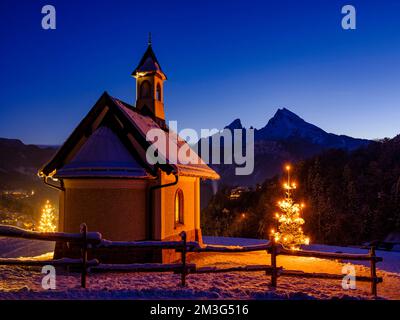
[202, 136, 400, 245]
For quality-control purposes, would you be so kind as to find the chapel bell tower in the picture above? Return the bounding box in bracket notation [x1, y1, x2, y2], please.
[132, 34, 167, 121]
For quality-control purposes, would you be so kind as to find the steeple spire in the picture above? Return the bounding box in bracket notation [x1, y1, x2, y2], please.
[132, 36, 167, 121]
[132, 36, 166, 78]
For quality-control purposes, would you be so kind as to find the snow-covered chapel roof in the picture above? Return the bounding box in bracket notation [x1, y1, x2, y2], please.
[39, 92, 219, 180]
[55, 126, 149, 178]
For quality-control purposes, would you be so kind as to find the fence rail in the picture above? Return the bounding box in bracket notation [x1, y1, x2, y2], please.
[0, 224, 101, 244]
[0, 224, 98, 288]
[279, 246, 383, 262]
[0, 257, 98, 267]
[0, 224, 383, 297]
[98, 239, 200, 250]
[281, 269, 383, 283]
[91, 263, 196, 273]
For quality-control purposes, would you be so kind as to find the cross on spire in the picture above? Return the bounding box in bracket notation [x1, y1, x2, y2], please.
[148, 32, 152, 46]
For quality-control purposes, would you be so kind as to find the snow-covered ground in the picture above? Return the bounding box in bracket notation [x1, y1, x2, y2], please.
[204, 236, 400, 274]
[0, 236, 399, 300]
[0, 238, 55, 259]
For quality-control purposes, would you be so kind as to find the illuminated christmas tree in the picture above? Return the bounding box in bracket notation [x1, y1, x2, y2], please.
[38, 200, 57, 232]
[271, 165, 310, 250]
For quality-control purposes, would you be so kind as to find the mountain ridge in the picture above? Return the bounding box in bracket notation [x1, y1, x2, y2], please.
[198, 108, 373, 194]
[0, 108, 374, 199]
[223, 108, 370, 150]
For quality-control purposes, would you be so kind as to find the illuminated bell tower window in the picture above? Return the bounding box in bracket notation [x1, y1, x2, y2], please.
[140, 80, 151, 98]
[156, 83, 162, 101]
[174, 189, 184, 226]
[132, 38, 167, 121]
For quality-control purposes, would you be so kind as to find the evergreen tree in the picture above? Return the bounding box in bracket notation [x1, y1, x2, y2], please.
[271, 165, 309, 250]
[38, 200, 57, 232]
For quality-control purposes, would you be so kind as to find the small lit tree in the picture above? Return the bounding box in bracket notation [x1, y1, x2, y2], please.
[38, 200, 57, 232]
[271, 165, 309, 250]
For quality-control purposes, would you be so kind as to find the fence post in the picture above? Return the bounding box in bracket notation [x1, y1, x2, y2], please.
[369, 246, 377, 297]
[270, 235, 277, 288]
[180, 231, 187, 286]
[80, 223, 88, 289]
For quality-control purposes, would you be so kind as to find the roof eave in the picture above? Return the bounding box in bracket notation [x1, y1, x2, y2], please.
[176, 164, 220, 180]
[131, 70, 167, 80]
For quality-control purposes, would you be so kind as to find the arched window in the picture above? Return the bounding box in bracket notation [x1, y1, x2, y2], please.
[174, 189, 184, 227]
[140, 80, 151, 98]
[156, 83, 162, 101]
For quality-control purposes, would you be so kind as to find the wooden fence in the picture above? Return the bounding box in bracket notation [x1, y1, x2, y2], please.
[0, 224, 383, 296]
[0, 224, 101, 288]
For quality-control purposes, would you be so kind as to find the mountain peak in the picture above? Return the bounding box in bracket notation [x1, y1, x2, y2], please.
[219, 108, 369, 152]
[224, 118, 243, 130]
[257, 107, 311, 140]
[273, 108, 303, 121]
[254, 108, 370, 150]
[256, 107, 332, 143]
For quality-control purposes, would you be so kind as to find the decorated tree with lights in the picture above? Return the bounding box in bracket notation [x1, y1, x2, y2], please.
[271, 165, 310, 250]
[38, 200, 57, 232]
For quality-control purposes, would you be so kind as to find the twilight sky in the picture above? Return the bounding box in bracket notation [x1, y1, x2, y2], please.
[1, 0, 400, 144]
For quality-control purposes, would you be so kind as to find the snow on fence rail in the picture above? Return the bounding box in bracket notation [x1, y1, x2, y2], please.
[98, 239, 200, 250]
[91, 263, 196, 273]
[0, 224, 101, 244]
[0, 257, 98, 267]
[0, 224, 383, 296]
[0, 223, 99, 288]
[192, 237, 383, 297]
[277, 239, 382, 296]
[278, 246, 383, 262]
[276, 240, 382, 296]
[192, 243, 270, 252]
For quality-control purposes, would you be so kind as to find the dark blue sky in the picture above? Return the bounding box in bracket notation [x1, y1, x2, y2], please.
[1, 0, 400, 144]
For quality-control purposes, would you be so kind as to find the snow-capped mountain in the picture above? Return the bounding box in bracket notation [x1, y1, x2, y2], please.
[224, 118, 244, 131]
[199, 108, 372, 201]
[255, 108, 370, 150]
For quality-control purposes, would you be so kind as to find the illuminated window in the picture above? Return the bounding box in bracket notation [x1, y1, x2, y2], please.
[140, 80, 151, 98]
[156, 83, 162, 101]
[174, 189, 184, 226]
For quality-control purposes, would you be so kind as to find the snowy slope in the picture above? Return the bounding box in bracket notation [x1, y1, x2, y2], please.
[0, 237, 55, 258]
[0, 236, 399, 300]
[203, 236, 400, 274]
